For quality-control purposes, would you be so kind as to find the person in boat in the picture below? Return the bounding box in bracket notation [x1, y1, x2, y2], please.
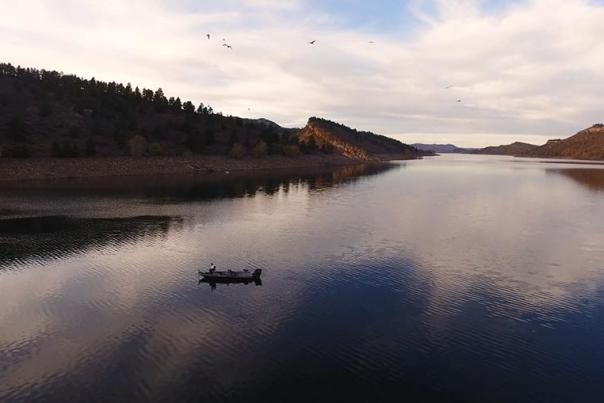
[210, 263, 216, 273]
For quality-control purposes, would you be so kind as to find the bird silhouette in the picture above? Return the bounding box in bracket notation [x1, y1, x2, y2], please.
[457, 99, 462, 103]
[206, 34, 210, 40]
[222, 43, 233, 50]
[445, 85, 454, 89]
[308, 40, 316, 45]
[369, 41, 375, 44]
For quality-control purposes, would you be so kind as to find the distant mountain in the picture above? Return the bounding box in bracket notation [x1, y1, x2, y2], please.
[247, 118, 282, 129]
[412, 143, 474, 153]
[298, 117, 429, 161]
[524, 124, 604, 160]
[473, 142, 539, 156]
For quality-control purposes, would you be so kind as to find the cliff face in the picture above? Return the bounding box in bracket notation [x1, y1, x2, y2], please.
[474, 142, 538, 156]
[297, 117, 424, 161]
[524, 125, 604, 160]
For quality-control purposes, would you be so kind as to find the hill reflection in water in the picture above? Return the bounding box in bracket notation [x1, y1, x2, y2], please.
[0, 163, 398, 267]
[0, 215, 181, 267]
[548, 168, 604, 192]
[0, 163, 399, 201]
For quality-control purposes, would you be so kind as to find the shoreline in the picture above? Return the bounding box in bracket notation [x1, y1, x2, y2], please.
[0, 154, 417, 183]
[441, 152, 604, 163]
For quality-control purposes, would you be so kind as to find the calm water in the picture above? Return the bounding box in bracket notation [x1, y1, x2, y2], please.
[2, 155, 604, 402]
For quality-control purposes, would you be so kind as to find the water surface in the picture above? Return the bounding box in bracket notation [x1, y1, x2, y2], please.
[1, 155, 604, 402]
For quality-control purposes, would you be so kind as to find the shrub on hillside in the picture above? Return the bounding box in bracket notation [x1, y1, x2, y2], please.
[229, 143, 246, 159]
[321, 144, 334, 154]
[149, 142, 163, 156]
[282, 145, 301, 157]
[51, 142, 80, 158]
[269, 143, 282, 155]
[251, 141, 268, 158]
[128, 135, 148, 157]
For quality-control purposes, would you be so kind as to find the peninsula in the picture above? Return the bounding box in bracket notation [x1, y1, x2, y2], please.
[0, 63, 429, 181]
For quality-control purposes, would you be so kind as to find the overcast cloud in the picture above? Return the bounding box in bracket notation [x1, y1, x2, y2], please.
[1, 0, 603, 146]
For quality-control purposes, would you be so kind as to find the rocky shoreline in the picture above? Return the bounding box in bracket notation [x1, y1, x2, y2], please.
[0, 154, 417, 183]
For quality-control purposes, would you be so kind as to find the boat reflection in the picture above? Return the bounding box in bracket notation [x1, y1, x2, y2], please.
[198, 277, 263, 291]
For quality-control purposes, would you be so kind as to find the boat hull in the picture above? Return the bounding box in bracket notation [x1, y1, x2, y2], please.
[199, 269, 262, 281]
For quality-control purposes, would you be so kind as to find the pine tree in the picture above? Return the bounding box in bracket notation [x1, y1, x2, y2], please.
[183, 101, 195, 114]
[153, 88, 168, 112]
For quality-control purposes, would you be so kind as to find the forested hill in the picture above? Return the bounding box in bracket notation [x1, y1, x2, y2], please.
[0, 62, 298, 158]
[0, 62, 422, 160]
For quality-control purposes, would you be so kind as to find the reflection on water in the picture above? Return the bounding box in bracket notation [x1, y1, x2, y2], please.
[199, 277, 263, 291]
[548, 168, 604, 192]
[0, 215, 180, 267]
[1, 156, 604, 402]
[0, 163, 398, 200]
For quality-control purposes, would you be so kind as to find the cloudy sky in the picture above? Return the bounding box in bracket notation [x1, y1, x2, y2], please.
[2, 0, 604, 147]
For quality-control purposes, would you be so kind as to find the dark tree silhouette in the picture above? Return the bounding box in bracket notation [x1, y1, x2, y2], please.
[8, 116, 27, 143]
[183, 101, 195, 114]
[0, 62, 313, 159]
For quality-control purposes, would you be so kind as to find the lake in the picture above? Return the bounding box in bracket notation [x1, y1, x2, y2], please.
[1, 154, 604, 402]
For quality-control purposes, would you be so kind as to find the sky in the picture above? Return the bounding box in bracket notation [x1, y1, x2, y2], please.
[1, 0, 604, 147]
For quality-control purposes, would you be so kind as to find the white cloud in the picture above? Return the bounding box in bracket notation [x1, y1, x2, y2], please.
[238, 0, 300, 8]
[1, 0, 603, 146]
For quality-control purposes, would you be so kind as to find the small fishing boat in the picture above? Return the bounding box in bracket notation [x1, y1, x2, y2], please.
[198, 268, 262, 281]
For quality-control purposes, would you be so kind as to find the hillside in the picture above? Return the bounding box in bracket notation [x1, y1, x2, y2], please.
[298, 117, 428, 161]
[473, 142, 538, 156]
[412, 143, 475, 153]
[524, 125, 604, 160]
[0, 62, 423, 164]
[0, 63, 302, 159]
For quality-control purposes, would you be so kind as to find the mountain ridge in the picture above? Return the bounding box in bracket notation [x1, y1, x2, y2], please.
[473, 141, 539, 156]
[523, 125, 604, 160]
[412, 143, 476, 153]
[300, 117, 427, 161]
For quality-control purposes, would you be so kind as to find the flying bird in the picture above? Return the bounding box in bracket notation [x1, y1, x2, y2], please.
[206, 34, 210, 40]
[222, 43, 232, 50]
[457, 99, 462, 103]
[308, 40, 316, 45]
[445, 84, 454, 89]
[369, 41, 375, 44]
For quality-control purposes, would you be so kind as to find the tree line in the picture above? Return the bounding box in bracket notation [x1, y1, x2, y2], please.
[0, 62, 333, 159]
